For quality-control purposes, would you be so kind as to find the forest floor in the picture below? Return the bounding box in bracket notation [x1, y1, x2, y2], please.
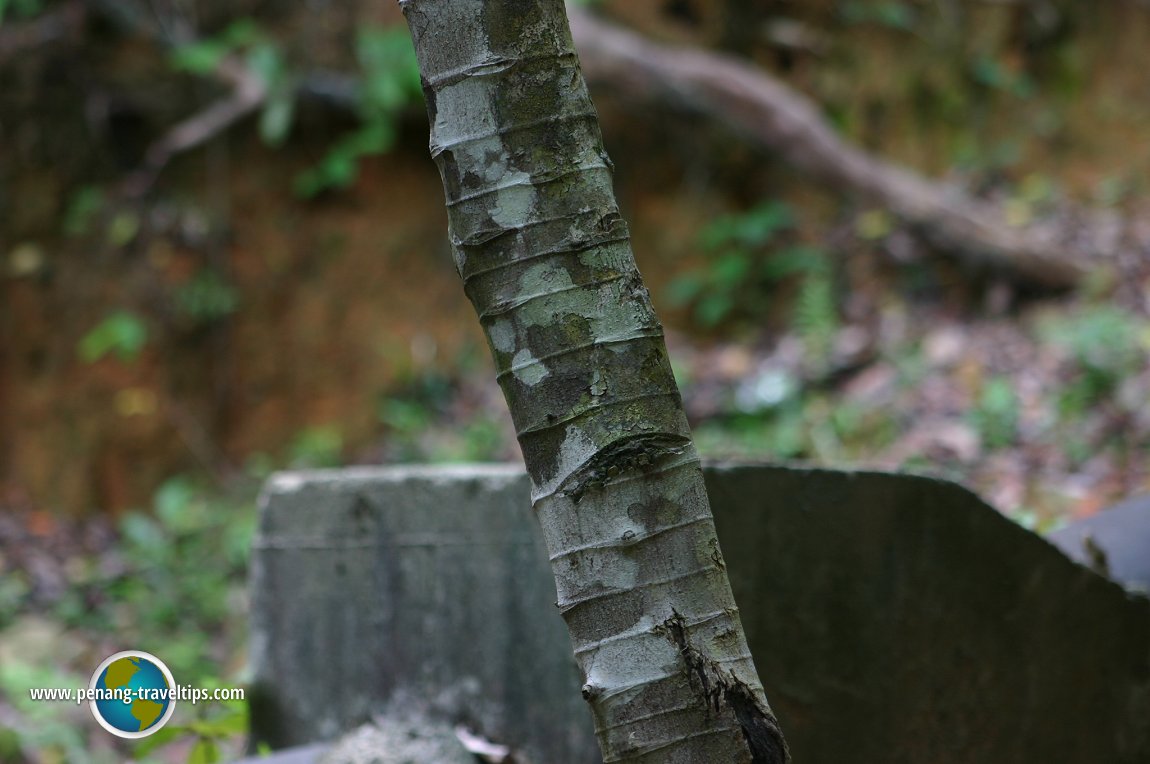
[4, 197, 1150, 764]
[6, 191, 1150, 760]
[4, 4, 1150, 757]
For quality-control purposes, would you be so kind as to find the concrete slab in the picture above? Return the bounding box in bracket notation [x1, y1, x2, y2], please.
[233, 742, 328, 764]
[1049, 493, 1150, 593]
[249, 463, 1150, 764]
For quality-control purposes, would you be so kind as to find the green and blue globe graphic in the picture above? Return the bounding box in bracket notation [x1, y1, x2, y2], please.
[89, 651, 176, 738]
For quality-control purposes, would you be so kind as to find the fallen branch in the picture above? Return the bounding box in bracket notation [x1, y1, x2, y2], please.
[87, 1, 1100, 288]
[568, 7, 1087, 289]
[72, 0, 265, 196]
[121, 55, 267, 196]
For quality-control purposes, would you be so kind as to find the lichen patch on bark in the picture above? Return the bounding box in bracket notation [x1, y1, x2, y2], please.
[487, 317, 516, 353]
[511, 347, 551, 385]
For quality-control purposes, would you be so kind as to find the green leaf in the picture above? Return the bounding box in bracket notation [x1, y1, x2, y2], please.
[321, 152, 357, 187]
[133, 724, 186, 756]
[794, 271, 837, 355]
[171, 41, 230, 74]
[246, 43, 285, 88]
[78, 311, 149, 363]
[154, 477, 201, 531]
[347, 121, 394, 154]
[288, 426, 343, 468]
[762, 246, 824, 279]
[378, 398, 431, 433]
[696, 293, 734, 327]
[107, 211, 140, 247]
[119, 512, 167, 550]
[732, 202, 794, 246]
[220, 18, 261, 47]
[63, 186, 104, 237]
[356, 26, 421, 113]
[176, 270, 241, 323]
[293, 169, 325, 199]
[188, 737, 221, 764]
[855, 209, 893, 241]
[295, 122, 393, 198]
[170, 19, 262, 74]
[0, 726, 20, 761]
[259, 88, 295, 147]
[698, 216, 739, 250]
[971, 376, 1019, 449]
[188, 703, 248, 737]
[1040, 306, 1145, 375]
[289, 27, 417, 199]
[0, 0, 43, 25]
[665, 273, 705, 307]
[698, 201, 792, 250]
[712, 252, 752, 287]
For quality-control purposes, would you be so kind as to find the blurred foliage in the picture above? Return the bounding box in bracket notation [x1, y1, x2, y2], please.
[293, 27, 422, 197]
[170, 20, 265, 76]
[0, 575, 28, 630]
[175, 270, 241, 325]
[693, 391, 898, 464]
[970, 376, 1019, 450]
[172, 19, 296, 151]
[168, 18, 423, 197]
[78, 311, 150, 364]
[377, 370, 509, 463]
[0, 0, 42, 24]
[62, 187, 105, 238]
[0, 473, 256, 763]
[667, 200, 794, 326]
[839, 0, 917, 31]
[666, 201, 839, 354]
[106, 211, 141, 248]
[1039, 305, 1149, 418]
[0, 379, 515, 758]
[68, 476, 254, 680]
[134, 693, 248, 764]
[287, 425, 344, 468]
[0, 662, 99, 763]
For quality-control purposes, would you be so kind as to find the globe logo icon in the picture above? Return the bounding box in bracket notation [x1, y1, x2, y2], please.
[89, 651, 177, 738]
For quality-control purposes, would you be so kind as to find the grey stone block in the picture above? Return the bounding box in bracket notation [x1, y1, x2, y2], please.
[234, 743, 328, 764]
[319, 718, 474, 764]
[1048, 493, 1150, 593]
[248, 465, 593, 764]
[249, 463, 1150, 764]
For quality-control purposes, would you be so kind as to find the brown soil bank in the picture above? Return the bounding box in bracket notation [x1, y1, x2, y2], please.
[2, 0, 1149, 514]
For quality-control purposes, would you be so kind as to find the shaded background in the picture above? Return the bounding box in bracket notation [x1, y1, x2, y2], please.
[1, 0, 1148, 761]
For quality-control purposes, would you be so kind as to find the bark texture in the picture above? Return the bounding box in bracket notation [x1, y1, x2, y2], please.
[568, 7, 1086, 290]
[399, 1, 788, 761]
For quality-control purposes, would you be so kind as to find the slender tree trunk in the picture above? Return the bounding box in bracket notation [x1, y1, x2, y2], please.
[399, 1, 789, 761]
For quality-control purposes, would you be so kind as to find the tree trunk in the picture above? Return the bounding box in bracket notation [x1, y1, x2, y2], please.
[399, 1, 789, 761]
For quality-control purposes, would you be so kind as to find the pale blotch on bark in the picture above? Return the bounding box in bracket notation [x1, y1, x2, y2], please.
[511, 347, 550, 386]
[401, 1, 789, 761]
[487, 318, 516, 354]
